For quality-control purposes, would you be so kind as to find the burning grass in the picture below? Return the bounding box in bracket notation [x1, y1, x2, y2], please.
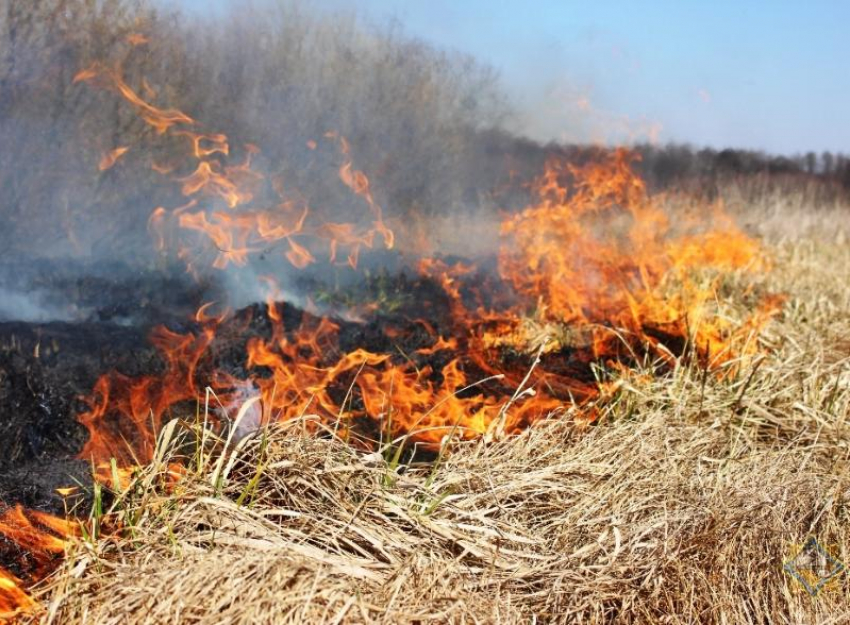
[0, 72, 792, 616]
[2, 4, 849, 622]
[3, 214, 847, 624]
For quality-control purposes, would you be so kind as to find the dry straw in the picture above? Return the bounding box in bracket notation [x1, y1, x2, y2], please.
[22, 204, 850, 624]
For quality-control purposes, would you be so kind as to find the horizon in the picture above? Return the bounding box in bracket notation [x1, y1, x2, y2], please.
[174, 0, 850, 156]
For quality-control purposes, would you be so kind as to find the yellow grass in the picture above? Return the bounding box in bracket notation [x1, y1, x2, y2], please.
[18, 203, 850, 624]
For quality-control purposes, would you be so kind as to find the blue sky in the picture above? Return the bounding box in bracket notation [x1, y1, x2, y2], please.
[177, 1, 849, 154]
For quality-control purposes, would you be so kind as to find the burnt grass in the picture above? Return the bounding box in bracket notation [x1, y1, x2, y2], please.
[0, 259, 688, 605]
[0, 262, 611, 518]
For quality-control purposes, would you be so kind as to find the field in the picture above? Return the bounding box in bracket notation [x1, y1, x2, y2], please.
[11, 200, 847, 624]
[2, 3, 850, 624]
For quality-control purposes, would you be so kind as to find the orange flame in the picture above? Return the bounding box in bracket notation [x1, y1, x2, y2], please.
[498, 149, 762, 365]
[2, 52, 781, 617]
[77, 322, 217, 465]
[66, 73, 778, 458]
[0, 569, 35, 621]
[0, 505, 79, 619]
[98, 146, 130, 171]
[74, 63, 194, 134]
[126, 33, 149, 46]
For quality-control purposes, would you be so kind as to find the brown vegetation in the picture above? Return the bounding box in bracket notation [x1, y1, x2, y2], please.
[15, 205, 850, 624]
[2, 2, 850, 623]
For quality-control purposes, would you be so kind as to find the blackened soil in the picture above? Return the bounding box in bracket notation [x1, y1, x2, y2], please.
[0, 320, 159, 514]
[0, 258, 212, 326]
[0, 269, 604, 515]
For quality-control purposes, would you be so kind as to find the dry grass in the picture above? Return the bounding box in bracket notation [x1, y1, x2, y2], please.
[19, 208, 850, 624]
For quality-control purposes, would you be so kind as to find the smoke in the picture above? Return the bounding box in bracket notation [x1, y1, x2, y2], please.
[0, 288, 76, 323]
[0, 0, 524, 321]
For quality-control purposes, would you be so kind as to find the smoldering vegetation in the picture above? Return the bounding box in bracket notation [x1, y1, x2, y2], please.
[2, 0, 850, 323]
[27, 208, 850, 623]
[0, 0, 506, 262]
[0, 0, 509, 320]
[2, 3, 850, 623]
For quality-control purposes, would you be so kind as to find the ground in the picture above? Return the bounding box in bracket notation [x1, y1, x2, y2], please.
[18, 202, 850, 624]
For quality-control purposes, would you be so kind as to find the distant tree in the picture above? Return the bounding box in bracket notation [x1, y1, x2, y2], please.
[767, 156, 798, 175]
[716, 149, 744, 174]
[822, 151, 835, 176]
[804, 152, 816, 174]
[838, 156, 850, 190]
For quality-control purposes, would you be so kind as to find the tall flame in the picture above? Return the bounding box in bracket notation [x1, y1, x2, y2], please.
[0, 54, 780, 617]
[498, 149, 767, 365]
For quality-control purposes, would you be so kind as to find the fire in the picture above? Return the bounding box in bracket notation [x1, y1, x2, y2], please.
[126, 33, 149, 47]
[73, 63, 195, 134]
[328, 132, 395, 255]
[81, 136, 768, 458]
[78, 323, 217, 466]
[1, 54, 781, 616]
[0, 505, 78, 620]
[0, 569, 34, 621]
[98, 146, 130, 171]
[498, 149, 763, 366]
[74, 63, 395, 278]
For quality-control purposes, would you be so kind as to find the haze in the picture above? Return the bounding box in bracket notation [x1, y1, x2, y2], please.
[176, 0, 850, 154]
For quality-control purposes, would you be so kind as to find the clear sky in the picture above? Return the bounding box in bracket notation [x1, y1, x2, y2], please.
[176, 0, 849, 154]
